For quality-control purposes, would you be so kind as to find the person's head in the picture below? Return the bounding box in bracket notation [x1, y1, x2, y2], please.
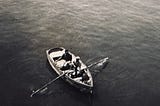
[65, 49, 69, 53]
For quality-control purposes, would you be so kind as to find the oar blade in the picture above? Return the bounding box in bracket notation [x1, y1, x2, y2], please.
[96, 57, 109, 68]
[88, 57, 109, 68]
[30, 72, 66, 97]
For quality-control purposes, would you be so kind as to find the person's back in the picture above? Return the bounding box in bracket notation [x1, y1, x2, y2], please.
[61, 50, 72, 61]
[82, 73, 89, 82]
[73, 57, 81, 76]
[73, 56, 81, 68]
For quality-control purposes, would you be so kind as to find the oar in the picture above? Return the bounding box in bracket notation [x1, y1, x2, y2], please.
[88, 57, 109, 68]
[30, 57, 109, 97]
[30, 72, 66, 97]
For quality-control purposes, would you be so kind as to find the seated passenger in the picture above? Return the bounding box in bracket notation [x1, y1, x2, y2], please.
[59, 49, 72, 62]
[73, 56, 81, 76]
[73, 57, 81, 69]
[81, 73, 89, 82]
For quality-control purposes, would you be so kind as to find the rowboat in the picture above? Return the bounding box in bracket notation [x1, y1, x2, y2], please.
[46, 47, 93, 93]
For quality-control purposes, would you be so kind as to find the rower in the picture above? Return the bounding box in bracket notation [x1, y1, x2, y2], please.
[73, 56, 81, 76]
[74, 56, 81, 68]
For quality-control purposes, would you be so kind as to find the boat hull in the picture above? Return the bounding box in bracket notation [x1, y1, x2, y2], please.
[46, 47, 93, 93]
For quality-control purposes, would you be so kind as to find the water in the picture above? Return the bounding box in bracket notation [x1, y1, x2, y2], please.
[0, 0, 160, 106]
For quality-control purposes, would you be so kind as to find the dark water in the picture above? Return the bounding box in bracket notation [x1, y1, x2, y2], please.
[0, 0, 160, 106]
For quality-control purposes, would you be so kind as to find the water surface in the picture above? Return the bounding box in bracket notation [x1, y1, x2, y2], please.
[0, 0, 160, 106]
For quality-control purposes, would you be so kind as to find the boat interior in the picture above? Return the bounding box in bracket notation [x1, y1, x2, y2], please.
[47, 48, 93, 87]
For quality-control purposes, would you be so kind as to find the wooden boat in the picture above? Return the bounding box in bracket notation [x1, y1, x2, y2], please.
[46, 47, 93, 93]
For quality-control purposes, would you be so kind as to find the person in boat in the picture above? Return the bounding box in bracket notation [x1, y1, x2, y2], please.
[59, 49, 72, 62]
[70, 56, 82, 78]
[56, 49, 72, 62]
[59, 49, 73, 70]
[73, 56, 81, 75]
[74, 56, 81, 68]
[81, 72, 89, 82]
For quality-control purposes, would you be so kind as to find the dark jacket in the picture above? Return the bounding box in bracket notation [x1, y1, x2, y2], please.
[61, 53, 72, 61]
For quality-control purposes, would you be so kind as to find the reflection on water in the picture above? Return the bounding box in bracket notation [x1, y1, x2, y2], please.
[0, 0, 160, 106]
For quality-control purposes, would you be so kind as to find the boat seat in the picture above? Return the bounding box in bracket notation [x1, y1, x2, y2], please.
[73, 77, 82, 82]
[50, 51, 64, 59]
